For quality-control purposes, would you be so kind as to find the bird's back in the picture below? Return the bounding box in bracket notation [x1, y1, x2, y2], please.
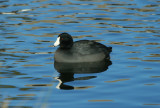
[72, 40, 112, 56]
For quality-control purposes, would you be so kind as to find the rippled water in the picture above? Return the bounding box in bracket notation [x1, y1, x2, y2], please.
[0, 0, 160, 108]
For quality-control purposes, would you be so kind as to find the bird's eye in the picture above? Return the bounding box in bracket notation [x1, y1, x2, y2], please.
[61, 38, 63, 40]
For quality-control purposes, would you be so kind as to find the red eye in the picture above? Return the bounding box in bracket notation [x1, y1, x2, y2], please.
[61, 38, 63, 40]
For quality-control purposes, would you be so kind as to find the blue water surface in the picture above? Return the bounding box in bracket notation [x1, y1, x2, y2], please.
[0, 0, 160, 108]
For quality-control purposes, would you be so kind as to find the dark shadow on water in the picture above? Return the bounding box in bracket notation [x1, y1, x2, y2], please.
[54, 59, 112, 90]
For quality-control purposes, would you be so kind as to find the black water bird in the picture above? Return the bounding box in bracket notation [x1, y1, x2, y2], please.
[53, 33, 112, 63]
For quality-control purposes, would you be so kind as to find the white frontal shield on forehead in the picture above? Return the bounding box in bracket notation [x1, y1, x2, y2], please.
[54, 37, 60, 47]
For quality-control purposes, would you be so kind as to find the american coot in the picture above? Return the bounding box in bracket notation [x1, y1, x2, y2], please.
[53, 33, 112, 63]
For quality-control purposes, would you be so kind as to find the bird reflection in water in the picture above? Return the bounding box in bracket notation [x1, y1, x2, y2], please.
[54, 60, 112, 90]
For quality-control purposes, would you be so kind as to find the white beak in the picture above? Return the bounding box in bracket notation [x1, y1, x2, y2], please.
[53, 37, 60, 47]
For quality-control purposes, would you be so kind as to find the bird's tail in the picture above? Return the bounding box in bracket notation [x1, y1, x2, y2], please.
[108, 47, 112, 52]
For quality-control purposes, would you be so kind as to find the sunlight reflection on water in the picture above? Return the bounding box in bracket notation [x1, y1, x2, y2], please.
[0, 0, 160, 108]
